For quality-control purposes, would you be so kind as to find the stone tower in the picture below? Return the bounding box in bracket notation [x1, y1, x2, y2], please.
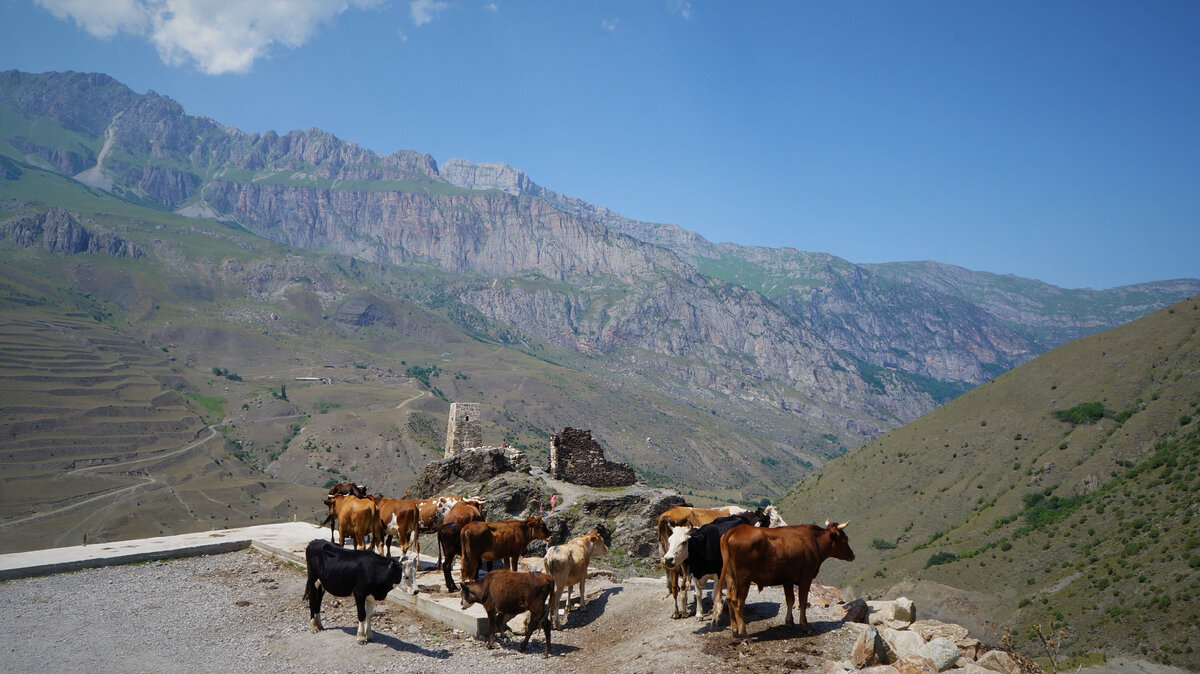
[444, 402, 482, 458]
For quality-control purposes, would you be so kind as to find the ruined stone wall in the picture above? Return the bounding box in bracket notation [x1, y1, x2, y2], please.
[549, 427, 637, 487]
[444, 402, 482, 458]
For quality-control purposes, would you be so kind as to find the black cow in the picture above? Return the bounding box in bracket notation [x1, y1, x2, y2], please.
[662, 511, 767, 620]
[303, 539, 413, 644]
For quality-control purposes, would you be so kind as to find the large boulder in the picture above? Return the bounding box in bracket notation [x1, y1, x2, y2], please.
[853, 625, 898, 668]
[975, 650, 1020, 674]
[919, 637, 961, 672]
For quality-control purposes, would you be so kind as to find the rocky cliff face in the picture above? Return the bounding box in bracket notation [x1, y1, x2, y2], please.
[3, 70, 1197, 455]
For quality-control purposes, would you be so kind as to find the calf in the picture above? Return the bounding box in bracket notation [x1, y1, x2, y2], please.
[303, 539, 415, 644]
[661, 511, 766, 620]
[543, 530, 608, 629]
[438, 499, 485, 591]
[460, 569, 554, 657]
[460, 517, 551, 583]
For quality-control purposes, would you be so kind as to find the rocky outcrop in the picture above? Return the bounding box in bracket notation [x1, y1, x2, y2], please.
[4, 207, 143, 258]
[334, 292, 396, 328]
[404, 446, 532, 498]
[439, 158, 539, 195]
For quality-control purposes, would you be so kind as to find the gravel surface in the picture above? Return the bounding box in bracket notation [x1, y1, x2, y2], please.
[0, 549, 861, 673]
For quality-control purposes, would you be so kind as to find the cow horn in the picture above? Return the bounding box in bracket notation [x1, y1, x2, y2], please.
[824, 519, 831, 528]
[838, 520, 850, 530]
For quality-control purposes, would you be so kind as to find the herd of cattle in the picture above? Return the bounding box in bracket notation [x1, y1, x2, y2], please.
[305, 482, 855, 655]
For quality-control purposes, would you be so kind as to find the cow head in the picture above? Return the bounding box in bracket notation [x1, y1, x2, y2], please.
[584, 530, 609, 557]
[662, 524, 692, 568]
[823, 520, 855, 561]
[460, 580, 484, 611]
[764, 505, 788, 528]
[397, 553, 419, 595]
[526, 516, 551, 540]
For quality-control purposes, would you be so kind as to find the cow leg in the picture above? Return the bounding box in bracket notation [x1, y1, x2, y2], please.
[578, 577, 586, 612]
[355, 594, 375, 644]
[551, 581, 565, 629]
[783, 583, 795, 628]
[485, 610, 498, 649]
[797, 581, 812, 633]
[733, 582, 751, 639]
[691, 575, 706, 621]
[307, 580, 325, 632]
[540, 607, 552, 657]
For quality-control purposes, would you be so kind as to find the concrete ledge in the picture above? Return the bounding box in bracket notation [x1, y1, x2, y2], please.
[0, 540, 251, 581]
[388, 590, 490, 636]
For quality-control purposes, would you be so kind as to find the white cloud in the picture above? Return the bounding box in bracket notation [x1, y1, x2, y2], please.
[34, 0, 384, 75]
[601, 18, 618, 32]
[483, 3, 498, 12]
[668, 0, 692, 20]
[410, 0, 447, 26]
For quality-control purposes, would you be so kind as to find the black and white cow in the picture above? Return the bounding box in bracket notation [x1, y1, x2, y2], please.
[662, 511, 767, 620]
[303, 539, 417, 644]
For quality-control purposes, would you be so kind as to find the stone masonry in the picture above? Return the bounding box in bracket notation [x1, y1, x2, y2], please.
[444, 402, 482, 458]
[549, 427, 637, 488]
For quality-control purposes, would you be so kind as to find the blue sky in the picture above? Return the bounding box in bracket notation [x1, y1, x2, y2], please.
[2, 1, 1198, 290]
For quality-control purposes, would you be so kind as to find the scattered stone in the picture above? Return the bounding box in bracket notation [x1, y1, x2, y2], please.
[892, 597, 916, 624]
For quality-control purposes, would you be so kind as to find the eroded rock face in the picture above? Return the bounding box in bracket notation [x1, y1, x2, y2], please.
[4, 206, 143, 258]
[405, 447, 531, 498]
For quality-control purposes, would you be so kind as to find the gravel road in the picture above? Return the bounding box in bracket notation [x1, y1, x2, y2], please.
[0, 549, 859, 673]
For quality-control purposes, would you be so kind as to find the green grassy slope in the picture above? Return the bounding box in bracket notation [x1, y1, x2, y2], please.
[779, 297, 1200, 669]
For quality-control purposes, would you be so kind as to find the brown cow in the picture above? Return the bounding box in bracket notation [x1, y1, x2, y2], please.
[716, 520, 854, 639]
[460, 569, 554, 657]
[322, 482, 368, 540]
[460, 517, 551, 583]
[322, 494, 381, 550]
[439, 499, 485, 591]
[372, 497, 420, 559]
[656, 505, 750, 600]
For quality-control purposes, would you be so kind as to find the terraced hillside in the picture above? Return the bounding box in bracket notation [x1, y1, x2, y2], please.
[0, 311, 320, 553]
[779, 297, 1200, 669]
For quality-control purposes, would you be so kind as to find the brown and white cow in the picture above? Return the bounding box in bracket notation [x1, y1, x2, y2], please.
[322, 494, 380, 550]
[460, 517, 551, 583]
[716, 520, 854, 638]
[656, 505, 751, 600]
[543, 530, 608, 629]
[460, 569, 554, 656]
[372, 496, 420, 559]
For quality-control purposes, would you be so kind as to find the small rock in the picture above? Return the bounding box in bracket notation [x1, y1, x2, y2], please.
[892, 597, 916, 624]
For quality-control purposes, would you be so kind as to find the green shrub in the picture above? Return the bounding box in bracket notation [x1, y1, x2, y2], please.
[1054, 402, 1110, 425]
[925, 551, 957, 568]
[871, 538, 897, 550]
